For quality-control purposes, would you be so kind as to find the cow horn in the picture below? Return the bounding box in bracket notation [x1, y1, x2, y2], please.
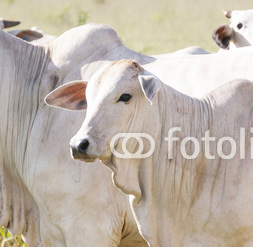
[3, 20, 21, 28]
[222, 10, 232, 19]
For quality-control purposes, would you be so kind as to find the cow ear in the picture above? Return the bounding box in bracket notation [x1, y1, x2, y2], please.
[138, 74, 161, 105]
[222, 10, 232, 19]
[212, 24, 234, 49]
[15, 30, 43, 42]
[44, 80, 87, 111]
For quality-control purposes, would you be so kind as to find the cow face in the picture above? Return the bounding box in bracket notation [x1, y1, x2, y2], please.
[45, 60, 160, 166]
[228, 10, 253, 47]
[212, 10, 253, 49]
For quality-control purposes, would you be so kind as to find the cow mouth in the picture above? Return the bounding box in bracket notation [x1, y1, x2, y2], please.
[70, 149, 98, 163]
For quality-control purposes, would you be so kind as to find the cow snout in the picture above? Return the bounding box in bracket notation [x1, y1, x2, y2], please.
[69, 138, 98, 162]
[78, 139, 89, 154]
[70, 138, 89, 155]
[69, 136, 105, 162]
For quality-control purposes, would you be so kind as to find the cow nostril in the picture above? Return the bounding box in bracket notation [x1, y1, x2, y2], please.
[78, 139, 89, 154]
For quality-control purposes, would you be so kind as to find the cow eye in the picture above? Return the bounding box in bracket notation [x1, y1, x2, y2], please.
[237, 23, 243, 29]
[117, 94, 132, 103]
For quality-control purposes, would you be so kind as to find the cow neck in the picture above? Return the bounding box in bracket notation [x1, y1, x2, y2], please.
[0, 31, 47, 245]
[151, 83, 212, 203]
[1, 32, 48, 173]
[129, 83, 213, 247]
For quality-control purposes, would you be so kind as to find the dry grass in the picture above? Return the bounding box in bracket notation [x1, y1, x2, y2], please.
[2, 0, 253, 54]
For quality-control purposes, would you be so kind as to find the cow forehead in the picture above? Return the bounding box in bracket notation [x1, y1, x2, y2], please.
[231, 10, 253, 23]
[87, 60, 141, 97]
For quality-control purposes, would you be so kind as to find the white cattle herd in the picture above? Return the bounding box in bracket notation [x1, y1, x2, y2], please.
[1, 8, 253, 247]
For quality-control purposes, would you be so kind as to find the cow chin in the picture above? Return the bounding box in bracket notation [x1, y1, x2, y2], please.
[70, 148, 98, 163]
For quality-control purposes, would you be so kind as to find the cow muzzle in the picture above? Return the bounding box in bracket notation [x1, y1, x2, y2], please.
[70, 138, 97, 162]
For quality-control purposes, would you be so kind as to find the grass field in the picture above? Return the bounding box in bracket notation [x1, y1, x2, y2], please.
[1, 0, 253, 246]
[2, 0, 253, 54]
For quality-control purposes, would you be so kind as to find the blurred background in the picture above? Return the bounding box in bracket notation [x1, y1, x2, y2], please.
[1, 0, 252, 246]
[1, 0, 252, 54]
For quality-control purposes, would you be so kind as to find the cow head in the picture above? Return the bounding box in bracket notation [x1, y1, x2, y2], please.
[45, 59, 161, 197]
[212, 9, 253, 49]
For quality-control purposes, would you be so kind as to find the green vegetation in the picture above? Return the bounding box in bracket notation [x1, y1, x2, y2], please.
[77, 10, 89, 26]
[0, 0, 252, 245]
[0, 227, 26, 246]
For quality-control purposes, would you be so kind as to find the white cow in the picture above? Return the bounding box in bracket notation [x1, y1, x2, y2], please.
[0, 25, 150, 247]
[46, 24, 253, 98]
[146, 45, 253, 97]
[2, 22, 253, 246]
[46, 59, 253, 247]
[152, 46, 211, 59]
[213, 9, 253, 49]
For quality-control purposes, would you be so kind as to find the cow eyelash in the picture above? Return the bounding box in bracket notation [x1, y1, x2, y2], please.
[237, 23, 243, 29]
[117, 93, 132, 103]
